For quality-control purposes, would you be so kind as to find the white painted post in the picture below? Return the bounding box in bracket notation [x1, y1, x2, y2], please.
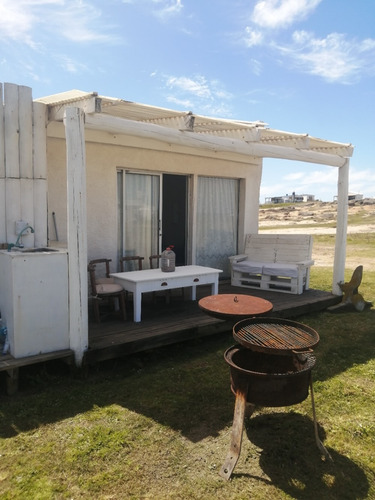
[0, 83, 5, 244]
[332, 159, 349, 294]
[65, 107, 88, 366]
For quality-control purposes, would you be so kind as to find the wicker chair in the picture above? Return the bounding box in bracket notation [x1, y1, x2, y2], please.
[88, 258, 126, 322]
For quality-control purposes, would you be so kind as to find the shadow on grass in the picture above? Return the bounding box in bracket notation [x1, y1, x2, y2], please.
[0, 307, 374, 447]
[0, 335, 235, 441]
[298, 308, 375, 382]
[239, 412, 370, 500]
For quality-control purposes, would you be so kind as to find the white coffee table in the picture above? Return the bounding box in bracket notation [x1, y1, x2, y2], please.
[110, 265, 222, 322]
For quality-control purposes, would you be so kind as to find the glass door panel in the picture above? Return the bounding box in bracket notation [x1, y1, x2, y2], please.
[118, 171, 161, 268]
[196, 176, 239, 277]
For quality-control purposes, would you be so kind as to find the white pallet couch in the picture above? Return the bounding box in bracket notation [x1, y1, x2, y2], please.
[229, 234, 314, 294]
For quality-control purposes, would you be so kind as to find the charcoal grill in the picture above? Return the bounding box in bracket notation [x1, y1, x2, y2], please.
[220, 317, 331, 480]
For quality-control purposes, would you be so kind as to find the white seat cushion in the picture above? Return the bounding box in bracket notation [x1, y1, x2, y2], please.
[96, 277, 115, 284]
[96, 283, 123, 294]
[232, 260, 263, 274]
[262, 263, 299, 278]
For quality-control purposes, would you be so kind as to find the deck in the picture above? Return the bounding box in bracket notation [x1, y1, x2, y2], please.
[85, 280, 341, 364]
[0, 281, 341, 394]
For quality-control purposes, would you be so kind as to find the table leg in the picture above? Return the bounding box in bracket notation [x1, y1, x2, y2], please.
[211, 278, 218, 295]
[191, 286, 196, 300]
[133, 290, 142, 322]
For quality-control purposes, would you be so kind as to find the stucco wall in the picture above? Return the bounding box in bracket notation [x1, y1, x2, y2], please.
[46, 123, 262, 268]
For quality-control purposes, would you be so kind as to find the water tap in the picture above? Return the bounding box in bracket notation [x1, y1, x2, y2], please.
[8, 225, 35, 251]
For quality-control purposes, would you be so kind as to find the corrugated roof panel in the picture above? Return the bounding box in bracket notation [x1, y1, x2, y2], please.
[35, 89, 353, 156]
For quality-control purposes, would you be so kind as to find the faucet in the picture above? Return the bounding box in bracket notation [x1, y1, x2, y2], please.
[8, 225, 35, 251]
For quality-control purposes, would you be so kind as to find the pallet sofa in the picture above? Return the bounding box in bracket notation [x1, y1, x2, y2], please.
[229, 234, 314, 294]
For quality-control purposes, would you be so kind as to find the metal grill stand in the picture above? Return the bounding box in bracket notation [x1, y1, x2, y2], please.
[220, 318, 332, 481]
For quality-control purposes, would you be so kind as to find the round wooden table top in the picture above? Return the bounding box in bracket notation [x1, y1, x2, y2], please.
[198, 294, 273, 320]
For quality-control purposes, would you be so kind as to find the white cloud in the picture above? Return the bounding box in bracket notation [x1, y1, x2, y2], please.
[166, 75, 212, 99]
[0, 0, 119, 46]
[243, 27, 263, 47]
[51, 3, 118, 43]
[242, 0, 375, 83]
[163, 74, 233, 116]
[152, 0, 183, 20]
[58, 55, 88, 74]
[279, 31, 375, 83]
[261, 164, 375, 202]
[252, 0, 322, 29]
[349, 168, 375, 197]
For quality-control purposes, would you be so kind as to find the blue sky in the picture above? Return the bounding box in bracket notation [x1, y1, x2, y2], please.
[1, 0, 374, 202]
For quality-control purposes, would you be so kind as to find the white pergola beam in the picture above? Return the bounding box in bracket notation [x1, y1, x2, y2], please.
[85, 113, 350, 167]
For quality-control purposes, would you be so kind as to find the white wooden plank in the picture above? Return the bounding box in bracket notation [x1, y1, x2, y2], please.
[5, 178, 21, 244]
[65, 106, 88, 366]
[32, 102, 48, 179]
[0, 83, 5, 178]
[4, 83, 20, 178]
[19, 178, 35, 246]
[33, 179, 48, 247]
[0, 179, 6, 245]
[18, 85, 33, 179]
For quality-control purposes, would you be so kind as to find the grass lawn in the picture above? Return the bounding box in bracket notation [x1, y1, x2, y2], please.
[0, 238, 374, 499]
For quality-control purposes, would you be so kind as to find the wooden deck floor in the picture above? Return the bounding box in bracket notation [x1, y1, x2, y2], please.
[85, 281, 341, 364]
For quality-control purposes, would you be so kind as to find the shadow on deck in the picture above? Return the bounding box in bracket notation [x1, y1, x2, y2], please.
[85, 281, 341, 365]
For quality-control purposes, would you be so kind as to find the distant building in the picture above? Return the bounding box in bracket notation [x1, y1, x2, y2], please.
[333, 193, 363, 202]
[265, 193, 315, 204]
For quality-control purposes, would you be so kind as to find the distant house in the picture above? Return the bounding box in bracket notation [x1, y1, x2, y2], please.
[265, 193, 315, 204]
[0, 82, 354, 365]
[334, 193, 363, 202]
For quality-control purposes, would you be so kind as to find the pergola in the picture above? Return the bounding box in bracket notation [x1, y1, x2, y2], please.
[1, 84, 353, 365]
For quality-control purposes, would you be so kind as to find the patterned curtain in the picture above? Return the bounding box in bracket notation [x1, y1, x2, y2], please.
[119, 172, 160, 269]
[196, 176, 239, 277]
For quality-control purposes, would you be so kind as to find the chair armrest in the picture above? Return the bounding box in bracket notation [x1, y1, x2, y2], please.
[295, 259, 315, 268]
[229, 254, 248, 264]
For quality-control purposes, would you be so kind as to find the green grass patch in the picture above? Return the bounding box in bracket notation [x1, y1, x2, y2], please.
[0, 231, 374, 499]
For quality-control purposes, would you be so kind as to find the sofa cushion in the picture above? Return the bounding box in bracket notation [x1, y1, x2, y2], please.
[232, 260, 263, 274]
[262, 262, 299, 278]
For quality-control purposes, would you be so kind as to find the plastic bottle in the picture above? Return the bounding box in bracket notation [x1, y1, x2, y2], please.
[161, 246, 176, 272]
[0, 318, 9, 355]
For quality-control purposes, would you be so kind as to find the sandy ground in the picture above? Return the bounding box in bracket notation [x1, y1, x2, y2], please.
[258, 200, 375, 268]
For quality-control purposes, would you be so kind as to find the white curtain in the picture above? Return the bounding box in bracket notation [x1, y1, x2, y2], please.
[196, 176, 239, 277]
[120, 172, 160, 269]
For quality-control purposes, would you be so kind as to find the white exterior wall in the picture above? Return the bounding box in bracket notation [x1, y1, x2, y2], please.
[46, 122, 262, 267]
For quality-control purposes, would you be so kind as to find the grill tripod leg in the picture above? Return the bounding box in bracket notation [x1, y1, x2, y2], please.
[220, 384, 254, 480]
[310, 376, 333, 462]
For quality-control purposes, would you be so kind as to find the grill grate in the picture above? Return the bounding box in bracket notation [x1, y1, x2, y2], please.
[233, 318, 319, 354]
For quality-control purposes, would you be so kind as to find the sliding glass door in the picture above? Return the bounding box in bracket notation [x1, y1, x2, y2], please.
[118, 171, 239, 276]
[117, 171, 161, 267]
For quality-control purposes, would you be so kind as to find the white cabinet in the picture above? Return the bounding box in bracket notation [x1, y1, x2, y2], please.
[0, 250, 69, 358]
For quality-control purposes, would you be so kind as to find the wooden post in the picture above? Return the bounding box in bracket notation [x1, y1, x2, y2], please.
[332, 159, 349, 295]
[65, 107, 88, 367]
[0, 83, 5, 244]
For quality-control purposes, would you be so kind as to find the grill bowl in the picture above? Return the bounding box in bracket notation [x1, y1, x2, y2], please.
[233, 317, 319, 355]
[224, 345, 316, 406]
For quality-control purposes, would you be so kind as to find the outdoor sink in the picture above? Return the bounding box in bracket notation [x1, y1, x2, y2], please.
[25, 247, 58, 253]
[11, 247, 59, 253]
